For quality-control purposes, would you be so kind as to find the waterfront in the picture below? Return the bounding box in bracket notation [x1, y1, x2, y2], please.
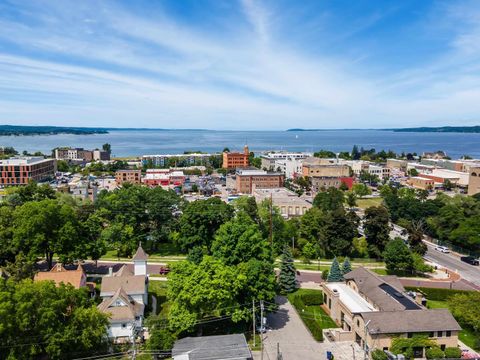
[1, 129, 480, 158]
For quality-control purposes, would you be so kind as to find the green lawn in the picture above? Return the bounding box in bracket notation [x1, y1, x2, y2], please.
[148, 281, 169, 316]
[356, 197, 383, 209]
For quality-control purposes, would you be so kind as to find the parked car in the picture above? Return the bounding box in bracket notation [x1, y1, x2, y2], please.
[159, 266, 171, 275]
[461, 256, 480, 266]
[435, 246, 450, 253]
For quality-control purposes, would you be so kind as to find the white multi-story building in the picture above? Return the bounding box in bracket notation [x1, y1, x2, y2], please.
[260, 152, 312, 171]
[273, 158, 304, 179]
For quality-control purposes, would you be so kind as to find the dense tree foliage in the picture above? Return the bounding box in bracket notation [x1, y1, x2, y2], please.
[384, 238, 414, 273]
[278, 246, 297, 294]
[0, 279, 108, 360]
[327, 257, 344, 282]
[364, 206, 390, 258]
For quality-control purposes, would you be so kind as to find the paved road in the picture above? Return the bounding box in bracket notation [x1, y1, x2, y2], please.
[256, 296, 364, 360]
[424, 243, 480, 288]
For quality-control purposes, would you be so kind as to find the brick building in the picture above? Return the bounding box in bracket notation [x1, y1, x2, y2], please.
[235, 168, 284, 194]
[223, 146, 250, 169]
[0, 157, 56, 186]
[115, 169, 142, 185]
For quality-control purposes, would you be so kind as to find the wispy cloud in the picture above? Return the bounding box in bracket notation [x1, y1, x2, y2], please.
[0, 0, 480, 129]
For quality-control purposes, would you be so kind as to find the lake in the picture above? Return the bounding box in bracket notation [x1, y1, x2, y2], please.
[1, 129, 479, 159]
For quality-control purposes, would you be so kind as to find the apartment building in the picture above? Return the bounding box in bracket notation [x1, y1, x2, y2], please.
[253, 188, 312, 218]
[115, 169, 142, 185]
[468, 167, 480, 196]
[235, 168, 284, 194]
[0, 157, 56, 186]
[322, 267, 461, 359]
[142, 153, 215, 168]
[54, 147, 111, 162]
[273, 158, 304, 179]
[222, 146, 250, 169]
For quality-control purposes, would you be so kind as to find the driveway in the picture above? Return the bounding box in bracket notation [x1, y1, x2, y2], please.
[255, 296, 364, 360]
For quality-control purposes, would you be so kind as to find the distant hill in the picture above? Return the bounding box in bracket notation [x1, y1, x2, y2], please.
[0, 125, 109, 136]
[390, 126, 480, 133]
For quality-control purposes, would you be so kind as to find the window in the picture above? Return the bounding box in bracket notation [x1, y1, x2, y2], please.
[440, 345, 446, 351]
[328, 298, 331, 309]
[383, 347, 388, 351]
[122, 323, 127, 328]
[446, 331, 451, 337]
[407, 332, 413, 338]
[429, 332, 434, 338]
[357, 320, 360, 327]
[437, 331, 443, 337]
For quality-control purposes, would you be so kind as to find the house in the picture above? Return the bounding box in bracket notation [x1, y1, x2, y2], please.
[34, 263, 87, 289]
[253, 188, 312, 218]
[98, 244, 149, 342]
[322, 267, 461, 359]
[172, 334, 252, 360]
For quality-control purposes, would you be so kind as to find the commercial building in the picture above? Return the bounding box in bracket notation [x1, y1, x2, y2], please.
[468, 167, 480, 196]
[143, 169, 185, 187]
[273, 158, 304, 179]
[235, 168, 284, 194]
[302, 157, 350, 178]
[386, 159, 408, 171]
[311, 176, 354, 191]
[115, 169, 142, 185]
[407, 176, 435, 190]
[222, 146, 250, 169]
[142, 153, 215, 168]
[260, 152, 312, 171]
[322, 267, 461, 358]
[0, 157, 56, 186]
[253, 188, 312, 218]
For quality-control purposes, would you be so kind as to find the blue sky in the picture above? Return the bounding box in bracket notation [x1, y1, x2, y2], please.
[0, 0, 479, 130]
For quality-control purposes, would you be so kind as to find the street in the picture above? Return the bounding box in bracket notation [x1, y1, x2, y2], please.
[424, 242, 480, 288]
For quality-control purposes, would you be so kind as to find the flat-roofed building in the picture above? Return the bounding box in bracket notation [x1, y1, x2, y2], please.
[302, 158, 350, 178]
[386, 159, 408, 171]
[143, 169, 185, 187]
[0, 157, 56, 186]
[322, 267, 461, 358]
[223, 146, 250, 169]
[311, 176, 354, 191]
[407, 176, 435, 190]
[468, 167, 480, 196]
[253, 188, 312, 218]
[142, 153, 215, 168]
[115, 169, 142, 185]
[235, 168, 284, 194]
[260, 152, 312, 171]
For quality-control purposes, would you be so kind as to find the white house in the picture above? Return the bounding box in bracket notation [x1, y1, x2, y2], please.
[98, 244, 149, 342]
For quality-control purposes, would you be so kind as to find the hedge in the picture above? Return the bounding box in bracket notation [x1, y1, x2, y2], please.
[404, 287, 473, 301]
[444, 347, 462, 358]
[288, 292, 324, 341]
[299, 292, 323, 306]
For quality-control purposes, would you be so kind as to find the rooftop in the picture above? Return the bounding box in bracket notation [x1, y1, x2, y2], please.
[0, 157, 53, 166]
[97, 287, 144, 322]
[34, 263, 85, 289]
[325, 283, 375, 313]
[172, 334, 251, 360]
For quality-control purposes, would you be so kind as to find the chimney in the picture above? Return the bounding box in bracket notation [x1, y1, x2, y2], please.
[414, 292, 423, 305]
[108, 267, 113, 276]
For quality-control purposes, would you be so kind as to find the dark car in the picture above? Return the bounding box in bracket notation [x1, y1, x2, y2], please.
[461, 256, 480, 266]
[159, 266, 171, 275]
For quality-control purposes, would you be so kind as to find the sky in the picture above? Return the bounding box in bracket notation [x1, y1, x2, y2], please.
[0, 0, 480, 130]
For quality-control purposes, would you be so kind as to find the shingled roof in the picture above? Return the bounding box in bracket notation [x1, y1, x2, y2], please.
[100, 274, 146, 297]
[360, 309, 462, 334]
[34, 263, 86, 289]
[132, 244, 148, 261]
[97, 287, 144, 322]
[343, 267, 419, 311]
[172, 334, 252, 360]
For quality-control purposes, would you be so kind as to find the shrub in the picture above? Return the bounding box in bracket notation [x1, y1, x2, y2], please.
[371, 349, 388, 360]
[444, 347, 461, 358]
[425, 347, 444, 359]
[404, 287, 473, 301]
[321, 269, 329, 280]
[300, 292, 323, 306]
[288, 291, 324, 341]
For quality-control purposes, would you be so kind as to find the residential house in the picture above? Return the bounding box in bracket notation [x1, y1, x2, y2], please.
[34, 263, 87, 289]
[322, 267, 461, 359]
[98, 244, 149, 342]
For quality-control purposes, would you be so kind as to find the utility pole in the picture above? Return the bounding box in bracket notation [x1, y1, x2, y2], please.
[131, 321, 137, 360]
[292, 236, 294, 251]
[277, 342, 283, 360]
[260, 300, 264, 360]
[252, 299, 256, 348]
[364, 320, 371, 360]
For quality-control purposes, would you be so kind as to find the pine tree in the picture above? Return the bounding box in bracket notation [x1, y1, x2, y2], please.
[342, 257, 352, 274]
[278, 246, 297, 294]
[327, 257, 344, 282]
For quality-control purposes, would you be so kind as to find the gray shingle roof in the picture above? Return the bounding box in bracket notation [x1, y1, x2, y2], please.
[132, 244, 148, 261]
[344, 267, 418, 311]
[100, 274, 146, 296]
[360, 309, 462, 334]
[172, 334, 252, 360]
[97, 287, 144, 322]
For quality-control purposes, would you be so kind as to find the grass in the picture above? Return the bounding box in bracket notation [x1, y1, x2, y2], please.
[356, 197, 383, 209]
[426, 300, 448, 309]
[288, 289, 337, 341]
[148, 281, 169, 316]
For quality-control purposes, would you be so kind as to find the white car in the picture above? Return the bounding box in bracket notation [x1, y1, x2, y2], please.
[435, 246, 450, 253]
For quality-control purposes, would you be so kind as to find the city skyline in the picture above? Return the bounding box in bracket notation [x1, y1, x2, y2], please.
[1, 0, 480, 129]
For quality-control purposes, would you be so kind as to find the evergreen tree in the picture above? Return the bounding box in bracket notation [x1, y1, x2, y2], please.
[342, 257, 352, 274]
[278, 246, 297, 293]
[327, 257, 344, 282]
